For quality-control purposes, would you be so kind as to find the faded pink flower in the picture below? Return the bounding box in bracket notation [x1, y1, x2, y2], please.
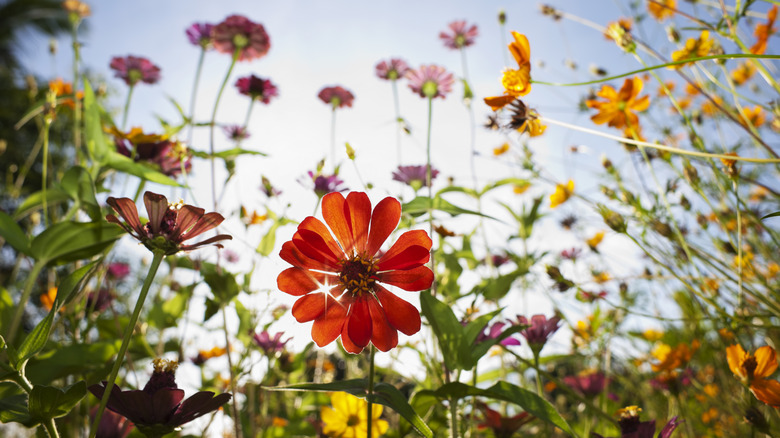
[318, 86, 355, 109]
[109, 56, 161, 86]
[439, 20, 479, 49]
[406, 65, 455, 99]
[212, 15, 270, 62]
[375, 58, 410, 80]
[186, 23, 214, 49]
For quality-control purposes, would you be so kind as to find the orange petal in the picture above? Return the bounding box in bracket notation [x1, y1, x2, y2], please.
[346, 296, 372, 349]
[509, 32, 531, 66]
[279, 241, 334, 272]
[345, 192, 371, 254]
[277, 267, 328, 296]
[376, 230, 431, 271]
[375, 285, 421, 336]
[322, 192, 354, 254]
[484, 95, 515, 111]
[368, 296, 398, 352]
[311, 295, 347, 347]
[751, 378, 780, 407]
[340, 323, 363, 354]
[754, 346, 778, 378]
[726, 344, 748, 378]
[367, 197, 401, 256]
[291, 293, 327, 322]
[377, 266, 433, 291]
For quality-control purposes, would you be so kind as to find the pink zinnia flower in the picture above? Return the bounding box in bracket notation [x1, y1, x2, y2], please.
[439, 20, 479, 49]
[406, 65, 455, 99]
[212, 15, 270, 62]
[375, 58, 410, 81]
[223, 125, 250, 142]
[392, 165, 439, 190]
[234, 75, 278, 103]
[186, 22, 214, 49]
[109, 55, 161, 86]
[318, 86, 355, 109]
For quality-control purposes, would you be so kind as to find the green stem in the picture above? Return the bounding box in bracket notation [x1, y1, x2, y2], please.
[70, 23, 82, 164]
[208, 52, 238, 210]
[42, 117, 51, 227]
[7, 261, 45, 343]
[391, 79, 402, 166]
[43, 418, 60, 438]
[533, 352, 543, 396]
[221, 305, 242, 438]
[89, 250, 164, 438]
[449, 396, 459, 438]
[330, 108, 337, 171]
[242, 98, 255, 131]
[120, 85, 135, 131]
[367, 345, 375, 438]
[425, 97, 435, 292]
[186, 48, 207, 146]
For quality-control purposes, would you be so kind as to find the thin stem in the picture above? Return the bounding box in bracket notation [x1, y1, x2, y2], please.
[425, 97, 435, 292]
[43, 418, 60, 438]
[90, 250, 164, 438]
[186, 48, 207, 146]
[120, 85, 135, 131]
[42, 117, 51, 227]
[391, 79, 402, 166]
[367, 345, 375, 438]
[459, 48, 478, 191]
[209, 52, 239, 211]
[221, 305, 242, 438]
[330, 108, 337, 171]
[70, 22, 82, 164]
[533, 352, 543, 396]
[242, 98, 255, 130]
[449, 396, 459, 438]
[7, 261, 45, 343]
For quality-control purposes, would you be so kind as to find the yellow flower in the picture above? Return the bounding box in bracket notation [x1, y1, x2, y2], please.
[62, 0, 90, 18]
[700, 95, 723, 116]
[671, 30, 714, 68]
[321, 392, 388, 438]
[651, 340, 699, 372]
[731, 62, 756, 86]
[586, 77, 650, 130]
[549, 180, 574, 208]
[703, 383, 719, 398]
[40, 287, 58, 312]
[107, 126, 167, 144]
[592, 270, 611, 284]
[586, 231, 605, 250]
[493, 143, 510, 156]
[198, 346, 228, 360]
[741, 106, 766, 128]
[484, 32, 532, 111]
[647, 0, 676, 21]
[701, 407, 718, 424]
[513, 182, 531, 194]
[518, 118, 546, 137]
[727, 344, 780, 407]
[616, 405, 642, 420]
[643, 329, 664, 342]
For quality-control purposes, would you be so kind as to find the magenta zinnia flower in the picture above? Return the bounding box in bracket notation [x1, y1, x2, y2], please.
[392, 165, 439, 191]
[106, 191, 232, 256]
[107, 262, 130, 280]
[563, 371, 607, 398]
[318, 86, 355, 109]
[516, 314, 561, 353]
[186, 22, 214, 49]
[439, 20, 479, 49]
[212, 15, 270, 61]
[234, 75, 278, 103]
[375, 58, 411, 81]
[406, 65, 455, 99]
[253, 330, 291, 355]
[223, 125, 250, 142]
[89, 359, 231, 437]
[109, 55, 161, 86]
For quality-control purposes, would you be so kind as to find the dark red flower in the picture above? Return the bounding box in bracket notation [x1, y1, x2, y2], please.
[106, 191, 232, 256]
[107, 262, 130, 280]
[90, 406, 134, 438]
[564, 370, 607, 398]
[212, 15, 270, 61]
[89, 359, 231, 437]
[234, 75, 278, 103]
[318, 86, 355, 109]
[477, 403, 534, 438]
[223, 125, 250, 142]
[277, 192, 433, 354]
[439, 20, 479, 49]
[375, 58, 410, 80]
[109, 55, 161, 86]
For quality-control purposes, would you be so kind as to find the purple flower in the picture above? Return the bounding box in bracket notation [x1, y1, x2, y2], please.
[109, 55, 161, 86]
[212, 15, 270, 62]
[318, 86, 355, 109]
[439, 20, 479, 49]
[375, 58, 410, 80]
[223, 125, 250, 142]
[136, 140, 192, 177]
[223, 249, 239, 263]
[234, 75, 278, 104]
[406, 64, 455, 99]
[260, 175, 282, 197]
[490, 253, 510, 267]
[561, 247, 582, 261]
[107, 262, 130, 280]
[593, 408, 682, 438]
[253, 330, 291, 355]
[86, 288, 115, 312]
[306, 171, 346, 198]
[392, 165, 439, 191]
[516, 314, 561, 353]
[90, 406, 133, 438]
[89, 359, 231, 437]
[476, 322, 521, 346]
[563, 371, 606, 398]
[186, 22, 214, 49]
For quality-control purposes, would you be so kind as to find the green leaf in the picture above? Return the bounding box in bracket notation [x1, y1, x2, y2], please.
[419, 291, 461, 367]
[761, 210, 780, 220]
[191, 147, 267, 160]
[204, 270, 241, 305]
[402, 196, 494, 219]
[104, 151, 182, 187]
[30, 221, 122, 265]
[28, 381, 87, 421]
[0, 393, 33, 426]
[266, 379, 367, 396]
[458, 310, 502, 370]
[83, 79, 109, 163]
[60, 166, 101, 220]
[257, 222, 280, 256]
[0, 211, 31, 256]
[13, 189, 70, 220]
[26, 341, 119, 383]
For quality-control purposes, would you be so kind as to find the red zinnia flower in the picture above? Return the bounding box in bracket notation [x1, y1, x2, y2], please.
[212, 15, 270, 62]
[109, 55, 161, 86]
[439, 20, 479, 49]
[277, 192, 433, 353]
[318, 86, 355, 109]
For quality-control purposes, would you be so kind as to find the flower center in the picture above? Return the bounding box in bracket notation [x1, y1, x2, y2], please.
[144, 205, 178, 238]
[743, 356, 758, 380]
[422, 80, 438, 98]
[501, 68, 530, 96]
[339, 255, 377, 297]
[347, 414, 360, 427]
[233, 33, 249, 49]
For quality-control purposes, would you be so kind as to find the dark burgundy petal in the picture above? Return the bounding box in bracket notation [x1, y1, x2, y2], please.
[181, 212, 224, 241]
[106, 197, 144, 235]
[179, 234, 233, 252]
[168, 391, 231, 426]
[172, 204, 205, 239]
[143, 192, 169, 235]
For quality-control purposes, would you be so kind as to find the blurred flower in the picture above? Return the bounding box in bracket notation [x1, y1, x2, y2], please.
[515, 314, 560, 353]
[191, 346, 227, 365]
[212, 15, 270, 61]
[186, 22, 214, 49]
[605, 18, 635, 51]
[321, 391, 388, 437]
[240, 207, 266, 226]
[505, 99, 546, 136]
[223, 249, 239, 263]
[647, 0, 676, 21]
[550, 180, 574, 208]
[277, 192, 433, 354]
[109, 55, 161, 86]
[477, 403, 533, 438]
[62, 0, 90, 18]
[406, 64, 455, 99]
[439, 20, 479, 49]
[111, 128, 191, 177]
[260, 175, 282, 197]
[750, 5, 777, 55]
[651, 340, 699, 372]
[476, 322, 521, 346]
[721, 152, 739, 177]
[727, 344, 780, 407]
[307, 170, 347, 198]
[89, 359, 231, 437]
[560, 247, 581, 261]
[48, 78, 82, 109]
[107, 262, 130, 280]
[484, 32, 532, 110]
[586, 77, 650, 129]
[90, 406, 133, 438]
[741, 106, 766, 128]
[578, 290, 608, 302]
[643, 329, 664, 342]
[40, 287, 58, 312]
[86, 288, 115, 313]
[106, 191, 231, 255]
[586, 231, 605, 251]
[592, 406, 681, 438]
[223, 125, 250, 142]
[670, 30, 713, 68]
[392, 165, 439, 191]
[564, 370, 607, 398]
[318, 86, 355, 109]
[490, 253, 510, 267]
[235, 75, 278, 104]
[375, 58, 410, 81]
[253, 330, 291, 356]
[493, 143, 510, 156]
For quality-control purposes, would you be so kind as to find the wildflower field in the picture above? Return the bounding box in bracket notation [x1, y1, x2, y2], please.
[1, 0, 779, 437]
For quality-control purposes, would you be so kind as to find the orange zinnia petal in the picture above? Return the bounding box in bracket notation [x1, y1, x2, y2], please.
[754, 346, 778, 378]
[508, 32, 531, 67]
[291, 293, 328, 322]
[375, 285, 421, 336]
[367, 197, 401, 256]
[726, 344, 748, 378]
[376, 230, 432, 270]
[311, 295, 347, 347]
[277, 267, 327, 296]
[279, 241, 333, 272]
[345, 192, 371, 254]
[322, 192, 355, 254]
[298, 217, 344, 260]
[346, 296, 372, 350]
[377, 266, 433, 291]
[368, 296, 398, 352]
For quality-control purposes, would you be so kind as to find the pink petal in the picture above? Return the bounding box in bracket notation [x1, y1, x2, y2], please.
[367, 197, 401, 256]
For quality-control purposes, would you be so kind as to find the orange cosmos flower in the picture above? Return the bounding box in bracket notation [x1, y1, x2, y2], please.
[671, 30, 714, 68]
[277, 192, 433, 354]
[484, 32, 532, 111]
[647, 0, 676, 21]
[651, 340, 699, 372]
[48, 78, 83, 109]
[727, 344, 780, 407]
[750, 5, 777, 55]
[586, 77, 650, 130]
[731, 62, 756, 86]
[741, 106, 766, 128]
